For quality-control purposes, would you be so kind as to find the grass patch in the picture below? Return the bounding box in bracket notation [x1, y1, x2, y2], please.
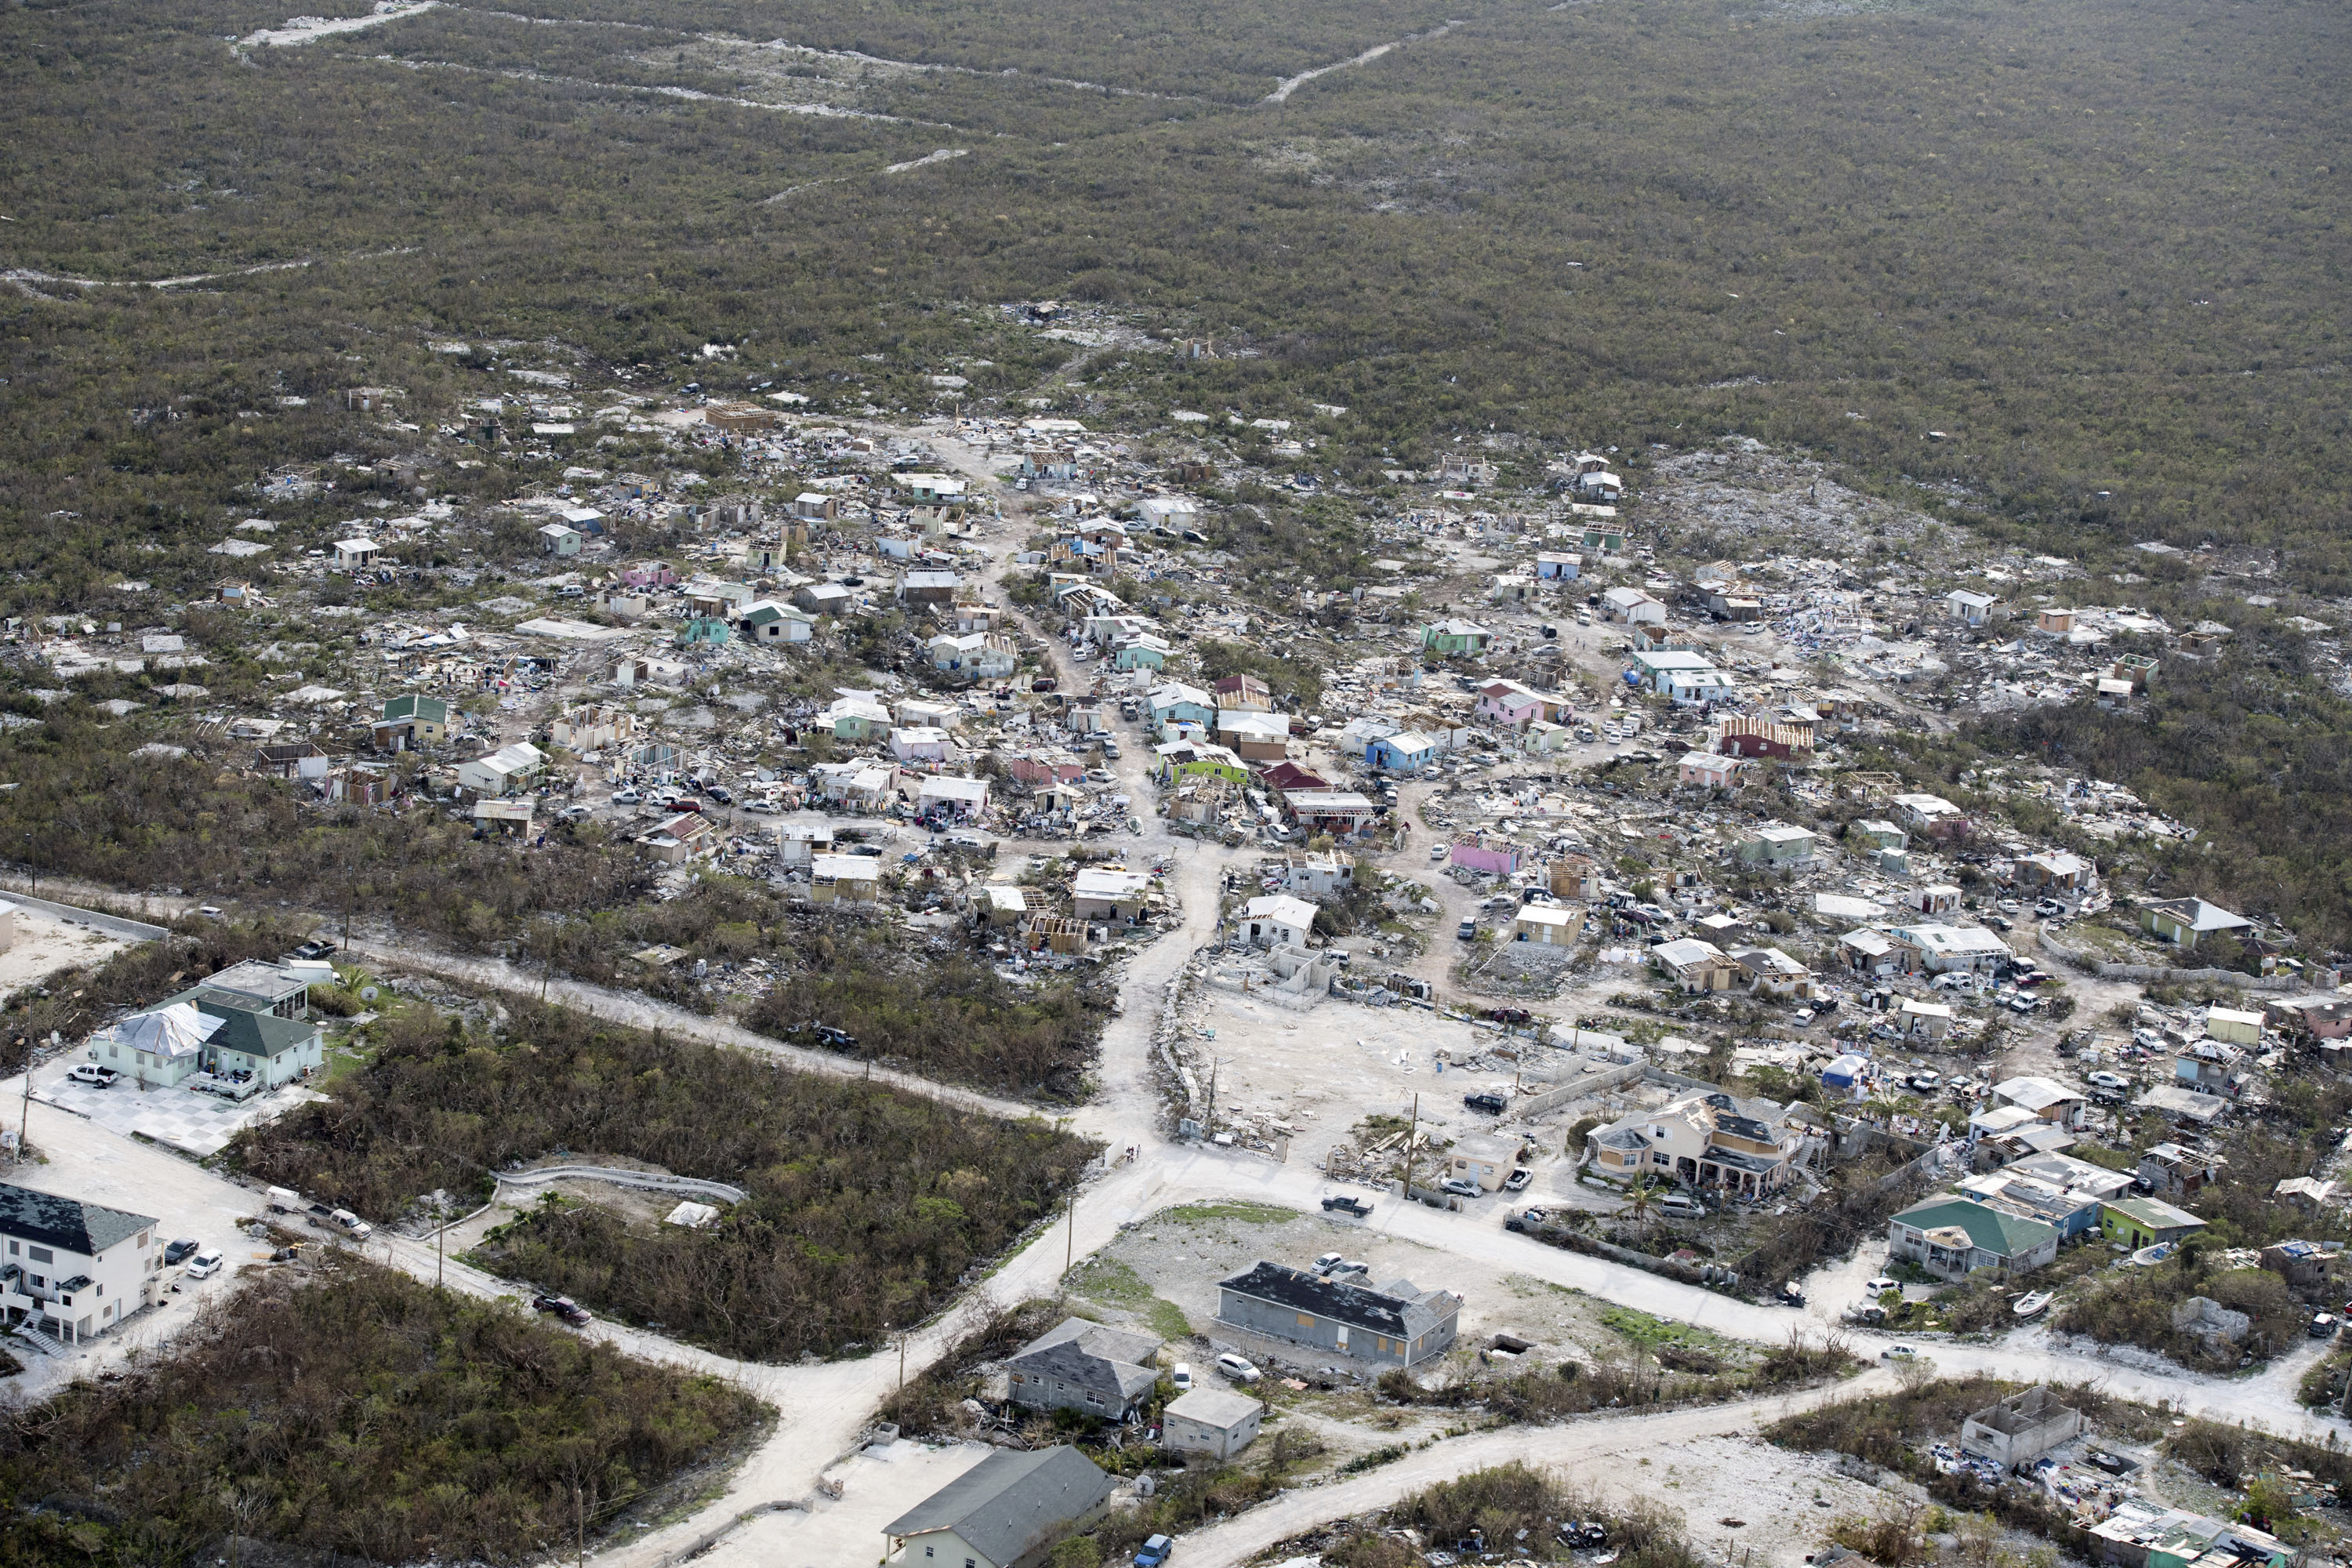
[0, 1256, 765, 1565]
[1067, 1257, 1193, 1342]
[1146, 1296, 1193, 1342]
[1162, 1200, 1296, 1226]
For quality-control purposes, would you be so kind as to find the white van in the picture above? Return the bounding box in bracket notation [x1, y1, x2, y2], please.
[1658, 1192, 1705, 1218]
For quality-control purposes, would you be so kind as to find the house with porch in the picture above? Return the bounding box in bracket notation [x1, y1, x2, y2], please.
[1887, 1196, 2059, 1280]
[1584, 1088, 1810, 1200]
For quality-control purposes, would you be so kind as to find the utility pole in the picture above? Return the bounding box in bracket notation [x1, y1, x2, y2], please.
[1065, 1189, 1077, 1276]
[434, 1194, 447, 1292]
[898, 1332, 907, 1395]
[576, 1485, 586, 1568]
[14, 1036, 29, 1163]
[1399, 1092, 1420, 1202]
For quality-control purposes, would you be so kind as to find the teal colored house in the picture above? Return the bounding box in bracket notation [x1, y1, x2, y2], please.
[1421, 620, 1492, 657]
[677, 616, 731, 648]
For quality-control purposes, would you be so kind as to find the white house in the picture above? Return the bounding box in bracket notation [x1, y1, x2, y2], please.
[537, 521, 583, 557]
[1600, 586, 1665, 625]
[917, 775, 990, 819]
[0, 1181, 164, 1345]
[456, 741, 547, 797]
[739, 601, 816, 644]
[775, 824, 836, 866]
[1239, 895, 1317, 949]
[332, 537, 382, 571]
[1948, 590, 1997, 626]
[889, 726, 951, 764]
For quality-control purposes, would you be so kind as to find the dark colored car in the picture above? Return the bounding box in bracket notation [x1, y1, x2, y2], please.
[163, 1238, 201, 1265]
[798, 1022, 858, 1050]
[1463, 1092, 1508, 1115]
[532, 1294, 593, 1327]
[1321, 1195, 1374, 1218]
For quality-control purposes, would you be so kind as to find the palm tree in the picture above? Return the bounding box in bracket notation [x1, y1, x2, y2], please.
[1624, 1178, 1659, 1232]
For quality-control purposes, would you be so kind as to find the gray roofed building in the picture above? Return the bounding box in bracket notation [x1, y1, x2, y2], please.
[882, 1446, 1113, 1568]
[196, 958, 316, 1018]
[1216, 1260, 1461, 1367]
[1004, 1317, 1162, 1419]
[0, 1181, 154, 1258]
[1161, 1386, 1264, 1461]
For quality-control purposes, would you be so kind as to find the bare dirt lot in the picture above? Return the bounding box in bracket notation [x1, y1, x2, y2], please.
[0, 910, 136, 1002]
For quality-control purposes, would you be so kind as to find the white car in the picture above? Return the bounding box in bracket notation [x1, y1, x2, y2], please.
[1431, 844, 1449, 861]
[1215, 1352, 1261, 1385]
[185, 1249, 224, 1279]
[1170, 1362, 1193, 1392]
[612, 788, 643, 804]
[67, 1063, 120, 1087]
[1865, 1276, 1900, 1294]
[1312, 1251, 1345, 1275]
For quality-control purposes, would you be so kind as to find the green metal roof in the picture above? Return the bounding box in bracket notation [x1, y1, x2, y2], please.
[1893, 1196, 2057, 1258]
[2102, 1196, 2208, 1233]
[383, 694, 448, 724]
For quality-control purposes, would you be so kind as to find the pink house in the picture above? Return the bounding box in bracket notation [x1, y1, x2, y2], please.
[1450, 838, 1522, 876]
[1004, 753, 1086, 786]
[621, 562, 680, 589]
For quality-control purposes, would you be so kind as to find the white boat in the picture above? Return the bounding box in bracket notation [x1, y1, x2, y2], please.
[2013, 1290, 2054, 1320]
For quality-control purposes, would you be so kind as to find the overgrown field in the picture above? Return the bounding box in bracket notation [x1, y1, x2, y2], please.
[0, 1259, 765, 1566]
[1, 0, 2345, 590]
[235, 997, 1099, 1361]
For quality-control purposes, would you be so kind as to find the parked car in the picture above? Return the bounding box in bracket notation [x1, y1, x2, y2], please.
[1457, 918, 1478, 941]
[1881, 1345, 1918, 1360]
[163, 1238, 201, 1265]
[1462, 1092, 1508, 1115]
[66, 1063, 119, 1087]
[611, 787, 641, 804]
[1441, 1177, 1483, 1198]
[1169, 1363, 1192, 1393]
[1134, 1534, 1176, 1567]
[1431, 843, 1450, 861]
[1658, 1193, 1705, 1218]
[1778, 1284, 1807, 1308]
[1865, 1276, 1900, 1294]
[533, 1293, 593, 1327]
[2087, 1070, 2129, 1091]
[1215, 1352, 1261, 1385]
[1983, 915, 2013, 931]
[1503, 1169, 1533, 1192]
[1320, 1195, 1374, 1218]
[704, 785, 732, 804]
[185, 1249, 224, 1279]
[290, 939, 337, 961]
[1102, 740, 1120, 760]
[329, 1208, 373, 1240]
[2314, 1313, 2339, 1339]
[1519, 1207, 1549, 1226]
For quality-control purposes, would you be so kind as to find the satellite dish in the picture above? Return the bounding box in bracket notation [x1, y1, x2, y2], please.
[360, 986, 379, 1002]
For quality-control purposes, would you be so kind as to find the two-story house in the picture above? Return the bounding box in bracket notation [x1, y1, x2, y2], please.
[0, 1182, 163, 1345]
[1584, 1089, 1812, 1200]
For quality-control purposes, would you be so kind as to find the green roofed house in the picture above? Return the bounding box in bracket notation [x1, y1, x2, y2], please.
[1888, 1196, 2060, 1281]
[883, 1446, 1114, 1568]
[1421, 619, 1493, 657]
[373, 693, 448, 751]
[2100, 1195, 2208, 1250]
